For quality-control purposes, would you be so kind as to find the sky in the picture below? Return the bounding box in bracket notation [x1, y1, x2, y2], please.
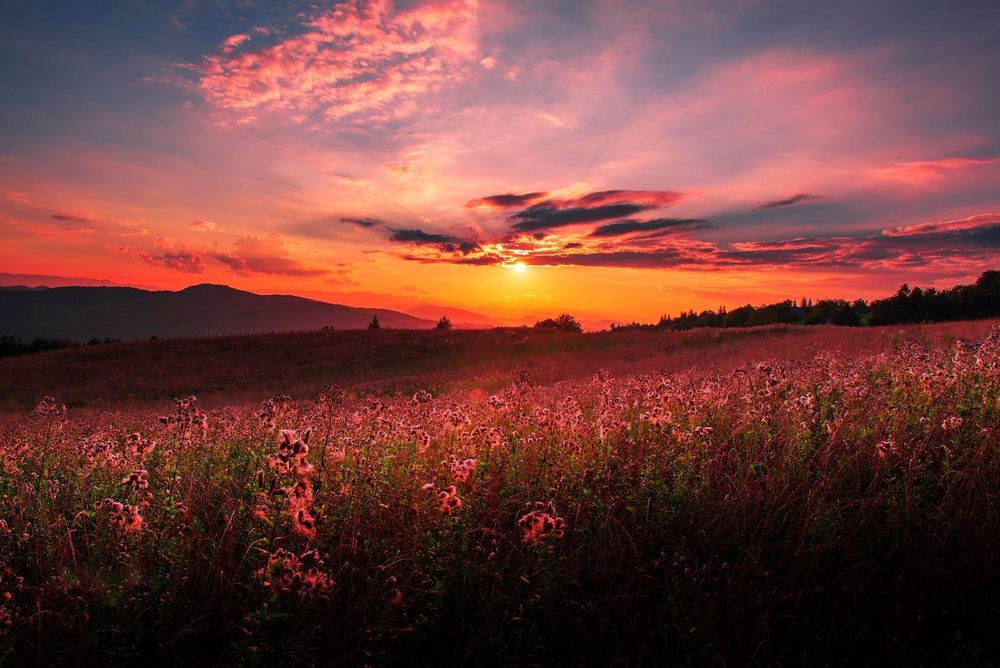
[1, 0, 999, 323]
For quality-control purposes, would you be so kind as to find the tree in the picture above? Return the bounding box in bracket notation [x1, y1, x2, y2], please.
[534, 313, 583, 333]
[436, 315, 452, 330]
[368, 314, 380, 329]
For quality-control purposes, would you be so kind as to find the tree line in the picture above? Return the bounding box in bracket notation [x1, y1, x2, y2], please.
[611, 270, 1000, 331]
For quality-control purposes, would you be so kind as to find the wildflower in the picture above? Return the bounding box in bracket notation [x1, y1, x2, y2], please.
[33, 396, 66, 417]
[125, 433, 155, 460]
[423, 483, 462, 515]
[876, 440, 894, 459]
[941, 416, 963, 431]
[518, 502, 566, 545]
[260, 395, 292, 431]
[259, 548, 333, 600]
[446, 455, 476, 483]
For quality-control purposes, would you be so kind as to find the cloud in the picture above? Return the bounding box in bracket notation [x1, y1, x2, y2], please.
[397, 209, 1000, 272]
[51, 213, 91, 224]
[466, 192, 548, 209]
[220, 33, 251, 53]
[588, 218, 710, 238]
[758, 193, 820, 209]
[193, 0, 479, 124]
[139, 249, 205, 273]
[882, 213, 1000, 237]
[390, 227, 479, 254]
[871, 157, 1000, 185]
[210, 233, 329, 276]
[186, 219, 216, 233]
[45, 212, 148, 237]
[507, 189, 685, 233]
[511, 203, 651, 232]
[341, 217, 382, 228]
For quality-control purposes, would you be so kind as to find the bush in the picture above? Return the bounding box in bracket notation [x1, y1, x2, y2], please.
[534, 314, 583, 332]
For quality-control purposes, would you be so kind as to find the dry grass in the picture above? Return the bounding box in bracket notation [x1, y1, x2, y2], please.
[1, 320, 995, 413]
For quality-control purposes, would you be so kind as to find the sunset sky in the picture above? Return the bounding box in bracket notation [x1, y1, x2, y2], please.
[2, 0, 999, 323]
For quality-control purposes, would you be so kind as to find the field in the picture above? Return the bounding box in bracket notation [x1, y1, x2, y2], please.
[0, 321, 998, 665]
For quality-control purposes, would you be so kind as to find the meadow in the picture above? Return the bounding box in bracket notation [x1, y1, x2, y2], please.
[0, 321, 998, 665]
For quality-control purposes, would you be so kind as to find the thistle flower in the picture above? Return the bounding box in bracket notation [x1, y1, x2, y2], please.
[518, 502, 566, 545]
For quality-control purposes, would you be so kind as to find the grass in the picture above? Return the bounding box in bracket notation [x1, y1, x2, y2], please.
[0, 320, 997, 665]
[1, 320, 996, 412]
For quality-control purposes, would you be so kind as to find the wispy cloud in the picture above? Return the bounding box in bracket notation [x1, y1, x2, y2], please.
[758, 193, 820, 209]
[193, 0, 479, 124]
[588, 218, 710, 238]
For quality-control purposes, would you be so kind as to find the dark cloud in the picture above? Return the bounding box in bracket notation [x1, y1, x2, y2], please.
[525, 249, 691, 268]
[511, 203, 650, 232]
[340, 217, 382, 228]
[390, 228, 480, 254]
[588, 218, 711, 238]
[505, 189, 685, 233]
[139, 249, 205, 273]
[402, 253, 501, 265]
[466, 192, 548, 208]
[391, 228, 462, 244]
[759, 193, 821, 209]
[568, 190, 683, 208]
[51, 213, 91, 223]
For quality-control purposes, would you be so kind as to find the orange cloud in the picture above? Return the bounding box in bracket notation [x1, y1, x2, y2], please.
[186, 219, 216, 233]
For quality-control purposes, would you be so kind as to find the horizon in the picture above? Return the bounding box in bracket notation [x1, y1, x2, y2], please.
[2, 1, 1000, 321]
[2, 271, 997, 331]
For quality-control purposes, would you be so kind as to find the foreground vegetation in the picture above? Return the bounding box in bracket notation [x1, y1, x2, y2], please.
[0, 323, 998, 664]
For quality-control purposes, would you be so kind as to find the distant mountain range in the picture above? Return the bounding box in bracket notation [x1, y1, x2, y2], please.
[0, 272, 161, 291]
[403, 304, 502, 328]
[0, 284, 436, 341]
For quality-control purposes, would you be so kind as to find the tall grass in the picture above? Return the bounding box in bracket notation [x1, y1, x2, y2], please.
[0, 324, 997, 664]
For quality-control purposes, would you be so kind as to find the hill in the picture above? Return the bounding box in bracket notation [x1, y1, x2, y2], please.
[404, 304, 500, 328]
[0, 283, 434, 341]
[0, 271, 161, 290]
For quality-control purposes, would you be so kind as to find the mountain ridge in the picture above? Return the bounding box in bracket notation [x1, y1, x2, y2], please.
[0, 283, 435, 341]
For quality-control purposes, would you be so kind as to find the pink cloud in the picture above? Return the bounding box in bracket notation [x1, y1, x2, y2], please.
[186, 219, 216, 233]
[194, 0, 479, 124]
[870, 157, 1000, 185]
[220, 33, 251, 53]
[210, 233, 329, 276]
[882, 212, 1000, 237]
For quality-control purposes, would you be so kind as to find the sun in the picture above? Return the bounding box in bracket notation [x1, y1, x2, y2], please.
[509, 261, 527, 273]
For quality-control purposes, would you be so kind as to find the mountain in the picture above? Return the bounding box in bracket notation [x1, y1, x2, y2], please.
[403, 304, 500, 328]
[0, 284, 435, 341]
[0, 272, 161, 290]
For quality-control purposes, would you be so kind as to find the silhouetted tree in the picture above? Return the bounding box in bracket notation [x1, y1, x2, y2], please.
[534, 314, 583, 333]
[611, 270, 999, 332]
[368, 315, 380, 329]
[436, 316, 452, 330]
